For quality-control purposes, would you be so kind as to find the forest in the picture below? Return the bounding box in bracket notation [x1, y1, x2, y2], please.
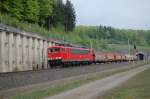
[0, 0, 150, 50]
[0, 0, 76, 32]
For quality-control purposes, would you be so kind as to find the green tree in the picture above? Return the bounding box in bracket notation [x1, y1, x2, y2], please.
[46, 0, 65, 30]
[101, 39, 108, 49]
[0, 0, 23, 20]
[51, 0, 65, 28]
[146, 31, 150, 45]
[64, 0, 76, 32]
[38, 0, 54, 26]
[22, 0, 39, 23]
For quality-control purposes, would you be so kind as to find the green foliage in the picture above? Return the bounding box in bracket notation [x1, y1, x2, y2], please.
[100, 39, 108, 49]
[0, 12, 150, 51]
[0, 0, 76, 31]
[71, 26, 150, 50]
[23, 0, 39, 23]
[38, 0, 54, 26]
[52, 0, 65, 27]
[0, 0, 23, 19]
[64, 0, 76, 32]
[1, 0, 149, 51]
[146, 30, 150, 45]
[52, 0, 76, 32]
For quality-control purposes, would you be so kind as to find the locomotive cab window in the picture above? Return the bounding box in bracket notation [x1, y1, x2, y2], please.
[49, 48, 60, 53]
[61, 48, 66, 52]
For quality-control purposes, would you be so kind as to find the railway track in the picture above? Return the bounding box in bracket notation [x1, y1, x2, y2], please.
[0, 62, 131, 91]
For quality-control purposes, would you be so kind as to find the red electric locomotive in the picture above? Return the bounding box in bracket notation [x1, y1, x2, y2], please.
[47, 46, 95, 68]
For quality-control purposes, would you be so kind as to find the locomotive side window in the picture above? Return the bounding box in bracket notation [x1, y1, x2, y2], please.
[80, 50, 89, 54]
[71, 49, 89, 54]
[71, 49, 78, 54]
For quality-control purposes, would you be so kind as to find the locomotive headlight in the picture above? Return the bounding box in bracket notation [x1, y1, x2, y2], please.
[49, 57, 61, 60]
[56, 57, 61, 59]
[48, 58, 52, 60]
[58, 57, 61, 59]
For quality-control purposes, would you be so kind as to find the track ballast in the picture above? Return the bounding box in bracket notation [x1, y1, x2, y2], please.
[0, 62, 130, 91]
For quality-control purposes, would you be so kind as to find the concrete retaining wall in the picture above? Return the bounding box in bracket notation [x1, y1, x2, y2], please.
[0, 24, 58, 73]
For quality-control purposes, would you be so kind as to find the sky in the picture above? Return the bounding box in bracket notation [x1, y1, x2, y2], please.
[63, 0, 150, 30]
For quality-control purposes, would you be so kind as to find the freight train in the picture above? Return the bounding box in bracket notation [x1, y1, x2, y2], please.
[47, 45, 137, 68]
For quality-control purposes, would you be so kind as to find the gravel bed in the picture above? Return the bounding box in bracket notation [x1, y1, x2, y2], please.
[0, 62, 130, 91]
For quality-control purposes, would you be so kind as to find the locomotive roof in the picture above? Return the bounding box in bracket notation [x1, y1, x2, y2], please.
[48, 45, 92, 50]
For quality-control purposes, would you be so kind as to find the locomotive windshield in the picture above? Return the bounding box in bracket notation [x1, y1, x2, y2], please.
[49, 48, 60, 53]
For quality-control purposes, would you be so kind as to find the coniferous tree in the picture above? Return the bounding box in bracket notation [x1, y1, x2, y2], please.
[52, 0, 65, 27]
[45, 0, 65, 30]
[64, 0, 76, 32]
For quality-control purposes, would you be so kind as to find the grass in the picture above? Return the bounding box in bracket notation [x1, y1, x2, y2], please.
[98, 65, 150, 99]
[0, 13, 66, 40]
[8, 63, 144, 99]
